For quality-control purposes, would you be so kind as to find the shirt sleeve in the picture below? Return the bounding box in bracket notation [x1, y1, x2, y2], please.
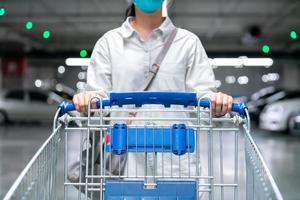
[86, 36, 112, 99]
[185, 37, 217, 99]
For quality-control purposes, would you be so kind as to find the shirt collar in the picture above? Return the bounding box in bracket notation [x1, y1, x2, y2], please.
[121, 17, 135, 38]
[121, 16, 176, 40]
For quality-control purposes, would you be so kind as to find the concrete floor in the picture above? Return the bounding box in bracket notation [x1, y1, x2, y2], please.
[0, 123, 299, 200]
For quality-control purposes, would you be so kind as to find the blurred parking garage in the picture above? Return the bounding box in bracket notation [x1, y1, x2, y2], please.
[0, 0, 300, 199]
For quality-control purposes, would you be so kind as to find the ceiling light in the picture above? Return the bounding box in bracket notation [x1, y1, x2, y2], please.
[0, 8, 6, 16]
[262, 73, 280, 83]
[55, 83, 63, 92]
[25, 21, 33, 30]
[78, 72, 86, 80]
[65, 58, 90, 66]
[215, 80, 222, 88]
[210, 57, 273, 67]
[211, 58, 243, 67]
[238, 76, 249, 85]
[290, 31, 298, 40]
[65, 57, 273, 68]
[43, 30, 51, 39]
[225, 76, 236, 84]
[76, 82, 86, 90]
[80, 49, 88, 58]
[262, 45, 270, 54]
[58, 66, 65, 74]
[242, 58, 273, 67]
[35, 79, 42, 88]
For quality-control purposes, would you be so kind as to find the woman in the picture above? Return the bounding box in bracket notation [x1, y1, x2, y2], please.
[73, 0, 233, 115]
[71, 1, 234, 198]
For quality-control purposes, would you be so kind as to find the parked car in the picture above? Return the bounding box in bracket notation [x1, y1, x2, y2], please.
[49, 90, 73, 102]
[259, 98, 300, 132]
[247, 87, 283, 121]
[289, 112, 300, 136]
[233, 95, 248, 103]
[0, 89, 63, 124]
[250, 86, 278, 102]
[248, 88, 300, 122]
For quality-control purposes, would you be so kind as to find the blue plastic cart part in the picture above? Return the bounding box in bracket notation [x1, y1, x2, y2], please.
[106, 124, 195, 156]
[58, 99, 110, 116]
[109, 92, 247, 117]
[109, 92, 198, 108]
[105, 180, 196, 200]
[58, 92, 248, 118]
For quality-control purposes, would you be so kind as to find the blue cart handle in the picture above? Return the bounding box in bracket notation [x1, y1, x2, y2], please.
[58, 92, 247, 117]
[199, 99, 247, 118]
[58, 99, 110, 116]
[109, 92, 197, 107]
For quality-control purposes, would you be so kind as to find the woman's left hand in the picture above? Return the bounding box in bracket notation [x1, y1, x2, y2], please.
[210, 92, 233, 116]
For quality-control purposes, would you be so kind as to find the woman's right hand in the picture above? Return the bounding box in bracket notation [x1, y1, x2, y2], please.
[72, 91, 99, 113]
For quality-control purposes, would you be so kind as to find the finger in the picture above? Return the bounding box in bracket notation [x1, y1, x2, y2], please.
[215, 93, 223, 116]
[78, 93, 86, 113]
[210, 94, 217, 114]
[73, 95, 80, 111]
[91, 92, 100, 109]
[91, 98, 97, 109]
[88, 94, 98, 110]
[84, 92, 92, 113]
[85, 92, 93, 112]
[228, 96, 233, 113]
[221, 95, 228, 116]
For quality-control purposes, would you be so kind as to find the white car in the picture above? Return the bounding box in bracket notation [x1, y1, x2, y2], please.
[259, 98, 300, 132]
[289, 112, 300, 136]
[0, 90, 59, 124]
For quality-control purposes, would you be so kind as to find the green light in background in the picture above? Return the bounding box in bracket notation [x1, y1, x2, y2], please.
[43, 30, 51, 39]
[80, 49, 88, 58]
[0, 8, 6, 16]
[262, 45, 270, 54]
[290, 31, 298, 40]
[25, 21, 33, 30]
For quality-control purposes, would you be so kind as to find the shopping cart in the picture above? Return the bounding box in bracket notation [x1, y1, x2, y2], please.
[4, 92, 284, 200]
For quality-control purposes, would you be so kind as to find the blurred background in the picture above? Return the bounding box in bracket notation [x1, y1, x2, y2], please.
[0, 0, 299, 199]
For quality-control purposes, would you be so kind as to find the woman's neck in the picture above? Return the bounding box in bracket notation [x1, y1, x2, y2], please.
[131, 8, 165, 41]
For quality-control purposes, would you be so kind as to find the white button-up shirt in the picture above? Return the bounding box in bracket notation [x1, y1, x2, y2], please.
[86, 17, 216, 178]
[87, 17, 216, 98]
